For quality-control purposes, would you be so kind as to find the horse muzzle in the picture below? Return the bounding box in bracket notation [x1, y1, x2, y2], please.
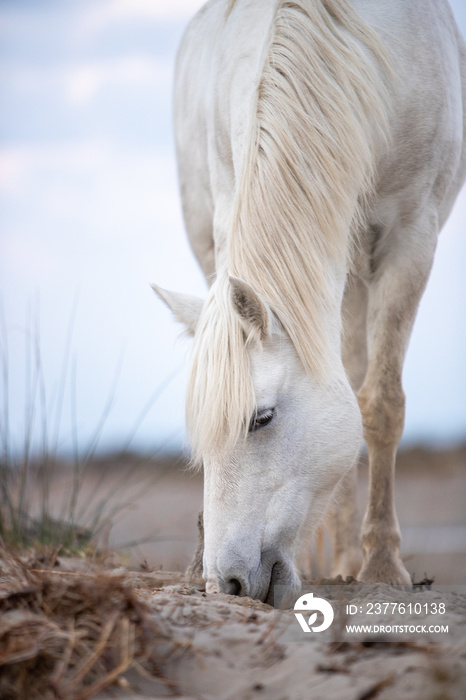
[216, 548, 300, 608]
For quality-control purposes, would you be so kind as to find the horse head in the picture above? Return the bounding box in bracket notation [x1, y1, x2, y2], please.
[153, 275, 362, 606]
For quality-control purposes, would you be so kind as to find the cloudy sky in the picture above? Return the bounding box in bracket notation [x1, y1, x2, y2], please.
[1, 0, 465, 458]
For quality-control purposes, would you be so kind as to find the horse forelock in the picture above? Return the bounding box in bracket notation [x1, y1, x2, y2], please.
[186, 275, 257, 468]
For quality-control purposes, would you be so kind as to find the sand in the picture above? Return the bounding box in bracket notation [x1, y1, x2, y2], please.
[12, 446, 466, 699]
[10, 557, 458, 700]
[90, 573, 466, 700]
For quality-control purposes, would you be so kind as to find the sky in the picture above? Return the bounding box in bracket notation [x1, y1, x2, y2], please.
[0, 0, 465, 458]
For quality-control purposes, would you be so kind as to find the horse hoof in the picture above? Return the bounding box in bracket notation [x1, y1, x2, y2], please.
[358, 552, 411, 586]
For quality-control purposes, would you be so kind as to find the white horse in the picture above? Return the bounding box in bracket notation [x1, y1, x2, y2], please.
[153, 0, 466, 605]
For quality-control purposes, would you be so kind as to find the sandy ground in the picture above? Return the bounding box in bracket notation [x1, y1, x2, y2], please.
[29, 446, 466, 699]
[100, 585, 466, 700]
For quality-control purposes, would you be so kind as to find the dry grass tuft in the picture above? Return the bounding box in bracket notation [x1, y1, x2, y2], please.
[0, 547, 175, 700]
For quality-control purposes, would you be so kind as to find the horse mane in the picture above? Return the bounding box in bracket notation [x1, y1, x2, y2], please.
[187, 0, 391, 464]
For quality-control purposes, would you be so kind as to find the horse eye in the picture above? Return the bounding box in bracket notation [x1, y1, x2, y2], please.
[249, 408, 275, 432]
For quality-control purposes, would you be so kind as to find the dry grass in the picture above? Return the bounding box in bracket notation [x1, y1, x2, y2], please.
[0, 547, 176, 700]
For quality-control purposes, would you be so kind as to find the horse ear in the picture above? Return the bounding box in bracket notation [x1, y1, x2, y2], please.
[229, 276, 270, 340]
[151, 283, 203, 335]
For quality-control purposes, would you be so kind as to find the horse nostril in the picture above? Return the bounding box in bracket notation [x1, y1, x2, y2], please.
[224, 578, 243, 596]
[217, 564, 250, 597]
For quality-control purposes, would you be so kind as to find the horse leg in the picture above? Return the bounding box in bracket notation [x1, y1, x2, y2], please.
[357, 218, 437, 584]
[329, 275, 368, 577]
[329, 469, 360, 577]
[186, 510, 204, 579]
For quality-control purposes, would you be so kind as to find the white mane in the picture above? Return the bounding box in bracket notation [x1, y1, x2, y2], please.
[187, 0, 391, 464]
